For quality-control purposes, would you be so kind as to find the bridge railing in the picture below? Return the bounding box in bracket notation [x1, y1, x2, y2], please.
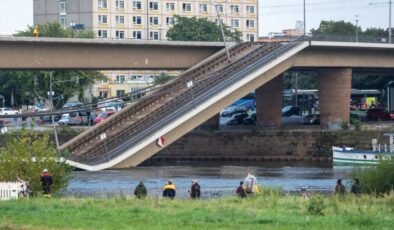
[84, 40, 306, 165]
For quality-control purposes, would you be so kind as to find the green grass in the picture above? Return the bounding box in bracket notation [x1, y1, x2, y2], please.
[0, 193, 393, 230]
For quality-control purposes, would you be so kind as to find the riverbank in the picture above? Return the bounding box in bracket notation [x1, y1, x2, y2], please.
[1, 193, 393, 229]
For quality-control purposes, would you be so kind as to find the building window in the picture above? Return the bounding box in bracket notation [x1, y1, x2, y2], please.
[98, 0, 107, 8]
[133, 1, 142, 10]
[133, 16, 142, 25]
[182, 3, 191, 12]
[99, 91, 109, 98]
[98, 15, 108, 24]
[166, 2, 175, 11]
[115, 0, 125, 9]
[166, 17, 175, 25]
[116, 15, 125, 24]
[150, 16, 159, 25]
[60, 2, 66, 15]
[116, 90, 125, 97]
[116, 75, 125, 83]
[133, 31, 142, 39]
[131, 75, 142, 81]
[247, 34, 255, 42]
[98, 30, 108, 38]
[231, 19, 239, 28]
[150, 31, 159, 40]
[199, 4, 207, 13]
[116, 30, 125, 39]
[246, 5, 255, 14]
[149, 2, 159, 10]
[230, 5, 239, 13]
[246, 20, 255, 28]
[215, 5, 223, 13]
[59, 16, 67, 28]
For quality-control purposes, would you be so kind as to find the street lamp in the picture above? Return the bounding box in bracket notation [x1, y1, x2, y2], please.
[355, 15, 359, 42]
[212, 4, 231, 61]
[100, 132, 110, 162]
[48, 72, 79, 154]
[303, 0, 306, 36]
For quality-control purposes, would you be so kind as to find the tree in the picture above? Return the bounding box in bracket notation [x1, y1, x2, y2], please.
[167, 15, 242, 42]
[154, 73, 176, 85]
[311, 20, 359, 36]
[0, 22, 105, 107]
[0, 127, 73, 194]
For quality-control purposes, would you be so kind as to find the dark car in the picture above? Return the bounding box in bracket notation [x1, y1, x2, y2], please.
[0, 120, 4, 128]
[366, 108, 390, 121]
[220, 106, 248, 117]
[302, 114, 320, 125]
[226, 112, 249, 125]
[282, 106, 301, 117]
[243, 112, 256, 125]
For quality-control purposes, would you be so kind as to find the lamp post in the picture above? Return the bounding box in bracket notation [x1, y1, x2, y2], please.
[355, 15, 359, 42]
[213, 4, 231, 61]
[48, 72, 79, 154]
[100, 132, 110, 162]
[303, 0, 306, 36]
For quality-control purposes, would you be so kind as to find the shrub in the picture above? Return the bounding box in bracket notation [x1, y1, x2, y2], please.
[353, 158, 394, 195]
[0, 127, 73, 194]
[307, 196, 326, 215]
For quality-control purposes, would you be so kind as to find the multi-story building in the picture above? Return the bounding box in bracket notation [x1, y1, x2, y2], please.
[33, 0, 258, 98]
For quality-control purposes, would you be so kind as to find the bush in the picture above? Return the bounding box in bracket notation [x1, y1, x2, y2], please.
[307, 196, 326, 215]
[353, 158, 394, 195]
[0, 127, 73, 194]
[351, 118, 363, 131]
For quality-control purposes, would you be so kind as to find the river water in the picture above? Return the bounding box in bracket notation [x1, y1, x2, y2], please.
[64, 163, 355, 199]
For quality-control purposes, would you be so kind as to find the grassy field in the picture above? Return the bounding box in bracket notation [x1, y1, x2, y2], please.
[0, 192, 393, 230]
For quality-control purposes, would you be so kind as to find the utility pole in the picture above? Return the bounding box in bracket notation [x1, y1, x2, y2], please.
[49, 72, 60, 154]
[303, 0, 306, 36]
[214, 4, 231, 61]
[355, 15, 359, 42]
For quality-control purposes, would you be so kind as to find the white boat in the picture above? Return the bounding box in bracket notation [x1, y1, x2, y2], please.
[333, 134, 394, 165]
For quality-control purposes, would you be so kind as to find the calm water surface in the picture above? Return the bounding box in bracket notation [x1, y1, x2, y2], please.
[65, 164, 355, 198]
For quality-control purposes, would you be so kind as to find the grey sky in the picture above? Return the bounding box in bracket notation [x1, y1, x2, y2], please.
[0, 0, 389, 36]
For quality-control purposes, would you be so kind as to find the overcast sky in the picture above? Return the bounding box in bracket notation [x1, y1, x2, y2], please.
[0, 0, 389, 36]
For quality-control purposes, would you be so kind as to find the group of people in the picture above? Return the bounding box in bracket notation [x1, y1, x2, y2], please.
[134, 172, 258, 199]
[335, 178, 361, 195]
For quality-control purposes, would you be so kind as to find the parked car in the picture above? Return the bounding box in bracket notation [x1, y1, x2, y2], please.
[62, 101, 83, 109]
[282, 106, 301, 117]
[0, 120, 4, 128]
[302, 114, 320, 125]
[93, 111, 116, 125]
[366, 108, 390, 121]
[57, 114, 70, 125]
[97, 99, 125, 112]
[220, 106, 248, 117]
[0, 107, 19, 115]
[243, 112, 256, 125]
[226, 112, 249, 125]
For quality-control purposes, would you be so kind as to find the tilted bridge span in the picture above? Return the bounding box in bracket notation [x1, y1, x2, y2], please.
[54, 40, 394, 170]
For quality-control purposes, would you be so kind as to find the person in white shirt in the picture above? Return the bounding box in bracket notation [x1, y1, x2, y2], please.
[243, 172, 258, 194]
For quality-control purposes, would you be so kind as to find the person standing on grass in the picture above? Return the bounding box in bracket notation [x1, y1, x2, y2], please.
[351, 178, 361, 196]
[162, 180, 176, 199]
[189, 180, 201, 199]
[40, 169, 53, 195]
[134, 181, 147, 199]
[244, 172, 258, 194]
[335, 179, 346, 195]
[236, 181, 247, 198]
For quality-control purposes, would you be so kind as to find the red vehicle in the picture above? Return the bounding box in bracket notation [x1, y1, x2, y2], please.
[93, 111, 115, 125]
[366, 108, 391, 121]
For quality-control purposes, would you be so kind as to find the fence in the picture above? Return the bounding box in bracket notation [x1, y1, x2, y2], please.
[0, 182, 23, 200]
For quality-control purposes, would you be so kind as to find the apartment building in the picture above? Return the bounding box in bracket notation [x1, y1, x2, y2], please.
[33, 0, 258, 98]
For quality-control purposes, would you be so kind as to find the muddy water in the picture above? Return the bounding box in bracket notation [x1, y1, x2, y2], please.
[65, 164, 355, 199]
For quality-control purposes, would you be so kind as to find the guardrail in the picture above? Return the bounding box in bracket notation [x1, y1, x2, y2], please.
[80, 41, 299, 164]
[0, 182, 23, 200]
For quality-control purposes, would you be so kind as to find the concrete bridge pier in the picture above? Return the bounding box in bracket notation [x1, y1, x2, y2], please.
[255, 75, 283, 128]
[199, 113, 220, 130]
[318, 68, 352, 129]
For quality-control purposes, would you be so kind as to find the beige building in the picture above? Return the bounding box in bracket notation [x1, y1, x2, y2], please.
[34, 0, 258, 98]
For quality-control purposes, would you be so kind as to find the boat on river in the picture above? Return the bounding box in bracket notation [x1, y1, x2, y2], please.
[333, 134, 394, 165]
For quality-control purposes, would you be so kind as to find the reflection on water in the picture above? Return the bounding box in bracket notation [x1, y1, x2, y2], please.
[65, 164, 355, 199]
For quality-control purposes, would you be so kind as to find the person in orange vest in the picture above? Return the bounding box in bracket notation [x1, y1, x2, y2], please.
[40, 169, 53, 195]
[33, 26, 39, 37]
